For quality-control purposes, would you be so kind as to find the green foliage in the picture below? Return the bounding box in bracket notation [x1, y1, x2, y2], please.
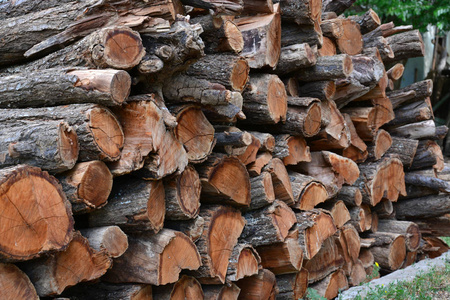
[302, 288, 327, 300]
[348, 0, 450, 32]
[364, 262, 381, 282]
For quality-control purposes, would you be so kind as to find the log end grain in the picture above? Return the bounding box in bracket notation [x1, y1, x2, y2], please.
[0, 263, 38, 299]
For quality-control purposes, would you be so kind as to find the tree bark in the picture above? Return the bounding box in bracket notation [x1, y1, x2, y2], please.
[369, 234, 406, 271]
[337, 185, 363, 207]
[288, 171, 328, 210]
[79, 226, 128, 259]
[366, 129, 392, 161]
[273, 135, 311, 165]
[165, 216, 205, 243]
[383, 137, 418, 168]
[276, 270, 309, 300]
[296, 54, 353, 81]
[348, 9, 381, 34]
[387, 97, 434, 127]
[281, 23, 323, 48]
[277, 0, 322, 25]
[263, 158, 295, 205]
[226, 243, 261, 282]
[376, 220, 421, 252]
[387, 79, 433, 109]
[309, 269, 349, 299]
[410, 140, 444, 172]
[394, 194, 450, 219]
[273, 43, 317, 75]
[62, 283, 153, 300]
[322, 0, 357, 15]
[248, 172, 276, 210]
[180, 0, 243, 14]
[248, 152, 273, 176]
[384, 30, 425, 64]
[298, 80, 336, 101]
[203, 283, 241, 300]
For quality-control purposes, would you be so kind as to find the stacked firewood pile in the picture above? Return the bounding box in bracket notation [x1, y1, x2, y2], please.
[1, 0, 449, 299]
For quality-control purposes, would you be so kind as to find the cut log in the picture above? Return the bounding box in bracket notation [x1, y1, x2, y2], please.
[256, 237, 304, 275]
[273, 43, 317, 75]
[0, 119, 78, 174]
[277, 0, 321, 25]
[294, 209, 337, 259]
[186, 54, 250, 92]
[188, 205, 245, 284]
[0, 0, 73, 18]
[236, 10, 281, 69]
[359, 248, 374, 269]
[152, 275, 204, 299]
[281, 23, 323, 48]
[181, 0, 242, 14]
[273, 135, 311, 165]
[62, 283, 153, 300]
[297, 54, 353, 81]
[410, 140, 444, 172]
[104, 229, 201, 285]
[387, 97, 434, 127]
[319, 200, 351, 228]
[263, 158, 295, 205]
[419, 237, 450, 259]
[79, 226, 128, 259]
[373, 198, 394, 218]
[377, 220, 421, 252]
[303, 236, 344, 283]
[394, 194, 450, 219]
[57, 161, 112, 214]
[348, 259, 367, 286]
[383, 137, 418, 168]
[236, 269, 278, 300]
[366, 129, 392, 161]
[248, 132, 276, 152]
[361, 204, 373, 231]
[289, 171, 328, 210]
[298, 80, 336, 101]
[322, 0, 357, 15]
[387, 63, 405, 81]
[416, 216, 450, 237]
[388, 79, 433, 109]
[89, 177, 165, 233]
[384, 30, 425, 64]
[309, 269, 349, 299]
[404, 172, 450, 194]
[248, 152, 273, 176]
[341, 224, 362, 263]
[227, 243, 261, 281]
[0, 263, 38, 300]
[203, 283, 241, 300]
[334, 19, 364, 55]
[196, 153, 251, 207]
[164, 165, 201, 220]
[0, 104, 124, 162]
[348, 206, 366, 233]
[165, 216, 205, 243]
[0, 165, 73, 262]
[240, 200, 296, 247]
[318, 37, 337, 57]
[354, 157, 406, 206]
[236, 134, 261, 165]
[22, 231, 112, 297]
[0, 69, 131, 108]
[369, 233, 406, 271]
[276, 270, 309, 300]
[349, 9, 380, 34]
[241, 74, 287, 125]
[337, 185, 362, 207]
[248, 171, 276, 210]
[341, 114, 369, 163]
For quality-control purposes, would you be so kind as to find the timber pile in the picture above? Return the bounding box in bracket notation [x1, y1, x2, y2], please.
[0, 0, 449, 299]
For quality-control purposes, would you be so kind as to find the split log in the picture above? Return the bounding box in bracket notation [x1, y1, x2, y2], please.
[348, 9, 381, 34]
[297, 54, 353, 81]
[309, 269, 349, 299]
[248, 132, 276, 152]
[359, 248, 374, 269]
[196, 153, 251, 207]
[240, 200, 296, 247]
[341, 114, 369, 162]
[0, 104, 124, 162]
[403, 250, 418, 268]
[0, 263, 38, 299]
[318, 37, 337, 56]
[236, 269, 278, 300]
[348, 259, 367, 286]
[416, 216, 450, 237]
[242, 0, 274, 14]
[325, 19, 363, 55]
[277, 0, 321, 25]
[373, 198, 394, 218]
[203, 283, 241, 300]
[276, 270, 309, 300]
[248, 171, 276, 210]
[337, 185, 362, 207]
[319, 200, 351, 228]
[281, 23, 323, 48]
[263, 158, 295, 205]
[57, 161, 112, 214]
[387, 97, 434, 127]
[236, 134, 261, 165]
[384, 30, 425, 64]
[377, 220, 421, 252]
[322, 0, 357, 15]
[186, 54, 250, 92]
[152, 275, 204, 299]
[247, 152, 273, 176]
[273, 43, 317, 75]
[273, 135, 311, 165]
[188, 205, 245, 284]
[294, 209, 337, 259]
[89, 178, 165, 233]
[298, 80, 336, 101]
[363, 36, 394, 60]
[0, 69, 131, 108]
[387, 63, 405, 81]
[165, 216, 205, 243]
[227, 243, 261, 281]
[256, 237, 304, 275]
[419, 237, 450, 259]
[164, 165, 201, 220]
[241, 74, 287, 125]
[0, 119, 78, 174]
[79, 226, 128, 259]
[383, 137, 418, 168]
[368, 233, 406, 271]
[62, 283, 153, 300]
[181, 0, 243, 14]
[340, 224, 362, 263]
[289, 171, 328, 210]
[387, 79, 433, 109]
[22, 231, 112, 297]
[361, 204, 372, 231]
[236, 10, 281, 68]
[348, 207, 366, 233]
[354, 157, 406, 206]
[0, 165, 73, 262]
[410, 140, 444, 172]
[104, 229, 201, 285]
[394, 194, 450, 219]
[366, 129, 392, 161]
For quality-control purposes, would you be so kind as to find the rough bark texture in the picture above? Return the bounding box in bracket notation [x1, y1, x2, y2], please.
[384, 30, 425, 64]
[248, 172, 276, 210]
[273, 43, 317, 74]
[203, 283, 241, 300]
[296, 54, 353, 81]
[226, 243, 261, 282]
[79, 226, 128, 259]
[394, 194, 450, 219]
[276, 270, 309, 300]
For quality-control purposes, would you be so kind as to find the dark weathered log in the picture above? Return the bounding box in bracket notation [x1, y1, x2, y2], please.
[240, 200, 296, 247]
[273, 43, 317, 74]
[384, 30, 425, 64]
[404, 172, 450, 194]
[0, 0, 72, 18]
[419, 237, 450, 260]
[388, 98, 433, 127]
[387, 80, 433, 109]
[0, 69, 130, 108]
[337, 185, 362, 207]
[203, 283, 241, 300]
[62, 283, 153, 300]
[348, 9, 381, 34]
[165, 216, 205, 243]
[348, 206, 366, 232]
[297, 54, 353, 81]
[383, 137, 418, 168]
[394, 194, 450, 219]
[79, 226, 128, 259]
[22, 231, 112, 297]
[281, 23, 323, 48]
[278, 0, 322, 25]
[57, 161, 112, 214]
[289, 171, 328, 210]
[89, 177, 165, 233]
[0, 262, 38, 299]
[152, 275, 204, 299]
[188, 205, 245, 284]
[256, 237, 304, 275]
[309, 269, 349, 299]
[410, 140, 444, 172]
[227, 243, 261, 281]
[248, 171, 276, 210]
[322, 0, 357, 15]
[298, 80, 336, 101]
[416, 216, 450, 237]
[276, 270, 309, 300]
[104, 229, 201, 285]
[236, 269, 278, 299]
[180, 0, 243, 14]
[0, 165, 74, 262]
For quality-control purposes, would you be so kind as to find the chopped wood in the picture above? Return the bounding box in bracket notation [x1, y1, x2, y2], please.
[394, 194, 450, 219]
[298, 80, 336, 101]
[387, 63, 405, 81]
[289, 171, 328, 210]
[152, 275, 204, 299]
[349, 9, 381, 34]
[320, 200, 351, 228]
[264, 158, 295, 205]
[337, 185, 363, 207]
[383, 137, 418, 168]
[236, 269, 278, 300]
[377, 220, 421, 252]
[297, 54, 353, 81]
[248, 132, 276, 152]
[368, 233, 406, 271]
[165, 216, 205, 243]
[203, 283, 241, 300]
[410, 140, 444, 172]
[242, 0, 274, 14]
[273, 135, 311, 165]
[274, 43, 317, 75]
[0, 262, 38, 299]
[79, 226, 128, 259]
[249, 171, 276, 210]
[277, 0, 322, 25]
[387, 97, 434, 127]
[227, 243, 261, 281]
[248, 152, 273, 176]
[416, 216, 450, 237]
[322, 0, 357, 15]
[256, 237, 304, 275]
[181, 0, 243, 15]
[388, 79, 433, 109]
[384, 30, 425, 64]
[282, 23, 323, 48]
[276, 270, 309, 300]
[309, 269, 349, 299]
[366, 129, 392, 161]
[318, 36, 337, 56]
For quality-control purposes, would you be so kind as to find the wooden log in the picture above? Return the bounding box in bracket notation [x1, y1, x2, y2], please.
[248, 171, 276, 210]
[104, 229, 201, 285]
[240, 200, 296, 247]
[186, 54, 250, 92]
[296, 54, 353, 81]
[341, 114, 369, 163]
[387, 97, 434, 127]
[318, 36, 337, 56]
[79, 226, 128, 259]
[236, 269, 278, 300]
[22, 231, 112, 297]
[341, 224, 362, 263]
[196, 153, 251, 207]
[309, 269, 349, 299]
[227, 243, 261, 281]
[281, 23, 323, 48]
[368, 233, 406, 271]
[0, 69, 130, 108]
[276, 270, 309, 300]
[377, 220, 421, 252]
[192, 15, 244, 53]
[152, 275, 204, 299]
[89, 177, 165, 233]
[62, 283, 153, 300]
[273, 43, 317, 75]
[337, 185, 362, 207]
[248, 152, 273, 176]
[273, 135, 311, 165]
[419, 237, 450, 259]
[404, 172, 450, 194]
[165, 216, 205, 243]
[236, 10, 281, 69]
[387, 63, 405, 81]
[0, 165, 73, 262]
[277, 0, 321, 25]
[248, 132, 276, 152]
[0, 119, 78, 174]
[181, 0, 243, 14]
[363, 36, 394, 60]
[0, 0, 73, 18]
[264, 158, 295, 205]
[322, 0, 357, 15]
[242, 0, 274, 14]
[57, 161, 112, 214]
[366, 129, 392, 161]
[298, 80, 336, 101]
[384, 30, 425, 64]
[289, 171, 328, 210]
[354, 157, 406, 206]
[236, 134, 261, 165]
[348, 206, 366, 233]
[0, 262, 38, 299]
[394, 194, 450, 219]
[188, 205, 245, 284]
[388, 80, 433, 109]
[320, 200, 351, 228]
[242, 74, 287, 125]
[410, 140, 444, 172]
[373, 198, 394, 218]
[0, 104, 124, 162]
[256, 237, 304, 275]
[203, 283, 241, 300]
[348, 9, 381, 34]
[361, 204, 372, 231]
[416, 216, 450, 237]
[383, 137, 418, 168]
[295, 209, 337, 260]
[334, 19, 364, 55]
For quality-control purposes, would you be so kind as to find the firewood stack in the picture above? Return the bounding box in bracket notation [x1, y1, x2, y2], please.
[0, 0, 449, 299]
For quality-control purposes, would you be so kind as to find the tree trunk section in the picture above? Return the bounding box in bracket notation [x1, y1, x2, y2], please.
[296, 54, 353, 81]
[152, 275, 204, 299]
[309, 269, 349, 299]
[377, 220, 421, 251]
[394, 194, 450, 219]
[275, 269, 309, 300]
[273, 43, 317, 74]
[0, 263, 38, 300]
[248, 171, 276, 210]
[203, 283, 241, 300]
[227, 243, 261, 282]
[256, 237, 304, 275]
[79, 226, 128, 259]
[236, 269, 278, 300]
[288, 171, 328, 210]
